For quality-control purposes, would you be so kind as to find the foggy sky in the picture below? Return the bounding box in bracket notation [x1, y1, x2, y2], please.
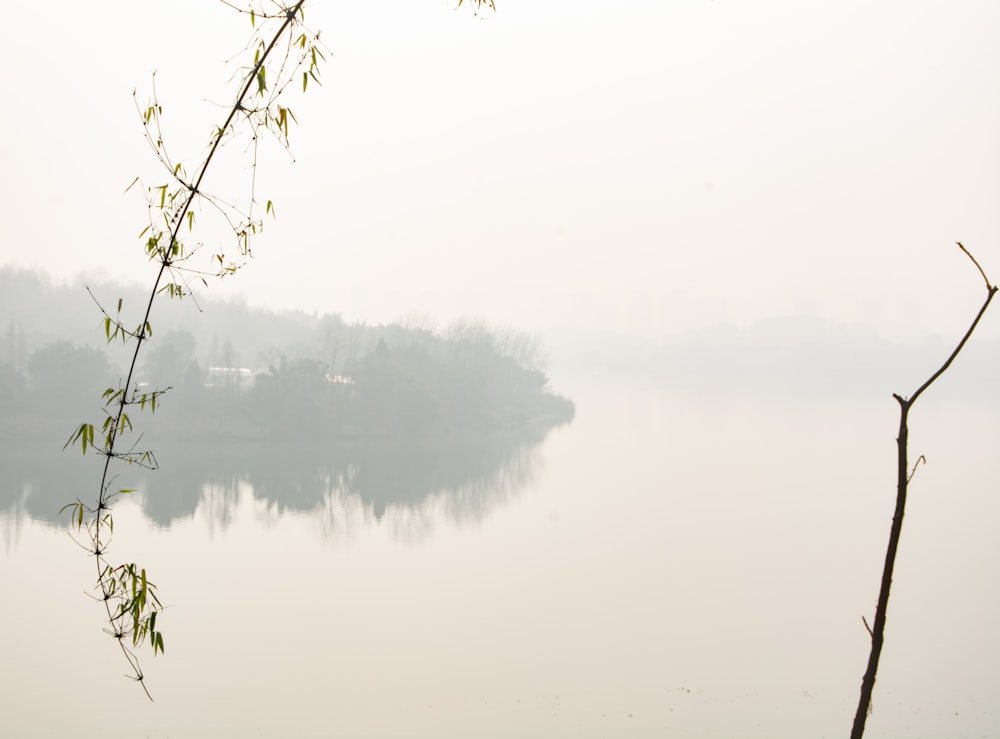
[1, 0, 998, 343]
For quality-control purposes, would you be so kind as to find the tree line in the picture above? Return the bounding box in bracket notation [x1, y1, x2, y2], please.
[0, 269, 573, 442]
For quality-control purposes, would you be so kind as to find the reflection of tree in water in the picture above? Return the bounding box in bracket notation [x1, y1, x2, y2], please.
[0, 420, 566, 543]
[1, 495, 28, 553]
[191, 427, 547, 539]
[199, 478, 243, 536]
[342, 425, 548, 520]
[384, 440, 542, 544]
[312, 486, 367, 544]
[0, 440, 97, 534]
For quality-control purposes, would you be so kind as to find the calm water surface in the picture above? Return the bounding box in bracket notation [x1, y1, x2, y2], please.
[2, 374, 998, 738]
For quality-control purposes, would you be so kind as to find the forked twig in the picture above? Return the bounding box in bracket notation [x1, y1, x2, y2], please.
[851, 244, 996, 738]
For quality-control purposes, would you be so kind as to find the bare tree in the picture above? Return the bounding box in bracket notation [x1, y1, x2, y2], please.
[851, 243, 996, 738]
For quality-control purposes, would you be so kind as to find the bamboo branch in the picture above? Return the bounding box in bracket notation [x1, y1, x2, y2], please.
[68, 1, 319, 698]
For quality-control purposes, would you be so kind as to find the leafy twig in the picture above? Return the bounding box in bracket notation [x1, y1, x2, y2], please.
[63, 1, 323, 697]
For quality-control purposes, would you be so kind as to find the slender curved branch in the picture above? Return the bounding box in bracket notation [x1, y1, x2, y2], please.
[851, 245, 996, 738]
[78, 1, 313, 698]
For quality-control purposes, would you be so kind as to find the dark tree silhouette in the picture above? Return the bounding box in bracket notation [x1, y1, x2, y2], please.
[851, 243, 996, 738]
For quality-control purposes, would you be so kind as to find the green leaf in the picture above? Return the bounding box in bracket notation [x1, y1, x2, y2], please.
[60, 502, 84, 530]
[64, 423, 95, 454]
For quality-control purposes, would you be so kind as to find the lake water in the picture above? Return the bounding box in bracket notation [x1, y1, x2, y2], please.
[2, 372, 998, 738]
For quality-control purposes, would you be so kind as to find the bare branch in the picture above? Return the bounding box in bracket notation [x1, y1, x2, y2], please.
[957, 241, 993, 291]
[851, 244, 995, 738]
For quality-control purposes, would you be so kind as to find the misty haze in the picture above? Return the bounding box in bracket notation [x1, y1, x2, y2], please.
[1, 1, 998, 738]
